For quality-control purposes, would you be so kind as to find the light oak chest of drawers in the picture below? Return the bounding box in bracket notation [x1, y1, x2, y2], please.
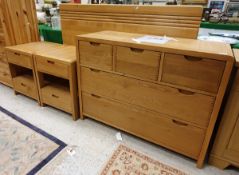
[77, 31, 234, 168]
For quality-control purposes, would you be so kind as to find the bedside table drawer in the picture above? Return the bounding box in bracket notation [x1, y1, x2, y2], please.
[41, 84, 71, 113]
[12, 75, 37, 99]
[79, 41, 112, 71]
[35, 56, 69, 78]
[161, 53, 225, 93]
[7, 51, 32, 68]
[116, 46, 160, 81]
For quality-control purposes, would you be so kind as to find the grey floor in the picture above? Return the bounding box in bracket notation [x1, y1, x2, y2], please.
[0, 83, 238, 175]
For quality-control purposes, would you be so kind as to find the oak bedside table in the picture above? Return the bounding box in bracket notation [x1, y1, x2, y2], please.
[34, 45, 79, 120]
[5, 42, 61, 103]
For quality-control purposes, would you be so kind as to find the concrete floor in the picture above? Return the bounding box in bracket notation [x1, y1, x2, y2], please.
[0, 83, 238, 175]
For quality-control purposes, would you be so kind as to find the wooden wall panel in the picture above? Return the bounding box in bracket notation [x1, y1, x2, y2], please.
[0, 0, 39, 46]
[60, 4, 203, 45]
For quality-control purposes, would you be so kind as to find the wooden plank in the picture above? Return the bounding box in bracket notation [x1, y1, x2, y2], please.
[60, 4, 203, 17]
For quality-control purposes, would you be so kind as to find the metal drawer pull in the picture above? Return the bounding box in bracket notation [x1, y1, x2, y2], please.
[21, 83, 26, 87]
[91, 94, 101, 98]
[47, 60, 55, 64]
[52, 94, 59, 98]
[89, 42, 100, 46]
[14, 52, 20, 56]
[90, 68, 100, 73]
[184, 56, 202, 61]
[178, 89, 195, 95]
[172, 119, 188, 126]
[130, 48, 144, 53]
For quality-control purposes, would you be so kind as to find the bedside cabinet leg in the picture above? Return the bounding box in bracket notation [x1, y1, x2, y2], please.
[209, 156, 230, 169]
[14, 91, 19, 95]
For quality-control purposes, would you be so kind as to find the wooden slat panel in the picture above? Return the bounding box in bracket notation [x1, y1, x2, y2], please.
[60, 4, 203, 17]
[60, 4, 203, 45]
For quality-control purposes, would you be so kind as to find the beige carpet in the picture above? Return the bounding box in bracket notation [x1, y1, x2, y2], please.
[0, 106, 66, 175]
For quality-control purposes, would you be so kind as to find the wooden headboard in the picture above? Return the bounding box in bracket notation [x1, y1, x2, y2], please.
[60, 4, 203, 45]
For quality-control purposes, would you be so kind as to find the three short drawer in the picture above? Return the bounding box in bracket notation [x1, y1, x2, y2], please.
[162, 53, 225, 93]
[82, 92, 205, 159]
[116, 46, 160, 80]
[78, 41, 225, 94]
[35, 56, 69, 78]
[79, 41, 113, 71]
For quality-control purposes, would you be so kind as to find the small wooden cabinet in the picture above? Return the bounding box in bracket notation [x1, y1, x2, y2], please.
[5, 42, 79, 120]
[35, 46, 78, 120]
[77, 31, 234, 168]
[209, 49, 239, 169]
[6, 49, 39, 101]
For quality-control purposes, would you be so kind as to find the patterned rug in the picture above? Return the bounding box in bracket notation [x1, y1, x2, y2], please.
[0, 106, 66, 175]
[100, 145, 188, 175]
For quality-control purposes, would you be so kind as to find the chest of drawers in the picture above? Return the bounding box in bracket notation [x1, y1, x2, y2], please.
[77, 31, 234, 168]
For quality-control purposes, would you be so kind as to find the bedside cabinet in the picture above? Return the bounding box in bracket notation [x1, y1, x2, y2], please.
[6, 49, 39, 101]
[5, 42, 64, 103]
[209, 49, 239, 169]
[35, 46, 79, 120]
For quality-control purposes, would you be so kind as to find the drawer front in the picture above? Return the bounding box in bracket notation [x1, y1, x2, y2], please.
[0, 55, 7, 63]
[0, 68, 11, 85]
[79, 41, 112, 71]
[81, 67, 214, 127]
[35, 56, 69, 78]
[12, 75, 37, 99]
[161, 53, 225, 93]
[7, 51, 32, 68]
[41, 85, 71, 113]
[116, 46, 160, 80]
[82, 92, 205, 159]
[0, 59, 9, 70]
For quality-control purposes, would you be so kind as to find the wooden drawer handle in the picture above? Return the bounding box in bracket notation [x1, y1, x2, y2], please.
[52, 94, 59, 98]
[47, 60, 55, 64]
[91, 94, 101, 99]
[14, 52, 20, 56]
[178, 89, 195, 95]
[172, 119, 188, 126]
[90, 68, 100, 73]
[21, 83, 26, 87]
[89, 42, 100, 46]
[130, 48, 144, 53]
[3, 73, 8, 76]
[184, 56, 202, 61]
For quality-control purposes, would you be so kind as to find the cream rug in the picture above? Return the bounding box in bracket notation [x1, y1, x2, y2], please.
[0, 106, 66, 175]
[38, 143, 188, 175]
[100, 144, 188, 175]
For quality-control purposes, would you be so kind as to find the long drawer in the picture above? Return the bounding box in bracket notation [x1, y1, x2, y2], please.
[80, 67, 214, 128]
[161, 53, 225, 94]
[82, 92, 205, 159]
